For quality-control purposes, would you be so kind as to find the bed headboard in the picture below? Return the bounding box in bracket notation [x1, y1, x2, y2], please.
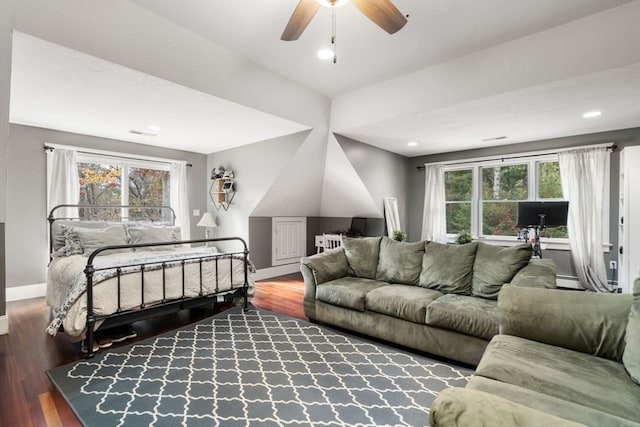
[47, 204, 177, 257]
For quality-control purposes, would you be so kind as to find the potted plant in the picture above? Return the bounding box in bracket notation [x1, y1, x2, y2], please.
[455, 230, 473, 244]
[392, 230, 407, 242]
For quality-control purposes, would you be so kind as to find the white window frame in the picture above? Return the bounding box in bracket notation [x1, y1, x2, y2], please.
[444, 153, 610, 251]
[77, 153, 171, 219]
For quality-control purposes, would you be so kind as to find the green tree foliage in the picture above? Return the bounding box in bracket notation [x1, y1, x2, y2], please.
[445, 169, 472, 234]
[538, 161, 563, 199]
[129, 168, 170, 221]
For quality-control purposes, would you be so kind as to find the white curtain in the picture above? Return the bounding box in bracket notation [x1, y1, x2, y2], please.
[170, 162, 191, 240]
[47, 148, 79, 219]
[421, 163, 447, 243]
[558, 147, 610, 292]
[384, 197, 401, 238]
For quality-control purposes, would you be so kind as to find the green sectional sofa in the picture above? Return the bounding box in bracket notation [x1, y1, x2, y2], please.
[300, 236, 556, 366]
[430, 281, 640, 427]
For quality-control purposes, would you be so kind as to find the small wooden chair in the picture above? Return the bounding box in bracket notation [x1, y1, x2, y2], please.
[323, 233, 343, 251]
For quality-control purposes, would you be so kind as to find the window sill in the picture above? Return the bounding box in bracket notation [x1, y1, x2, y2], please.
[445, 236, 612, 253]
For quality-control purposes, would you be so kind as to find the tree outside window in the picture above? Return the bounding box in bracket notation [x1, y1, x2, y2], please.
[481, 164, 527, 236]
[442, 157, 568, 240]
[78, 160, 170, 221]
[445, 169, 472, 234]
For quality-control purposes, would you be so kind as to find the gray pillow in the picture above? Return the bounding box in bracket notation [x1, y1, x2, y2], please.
[623, 277, 640, 385]
[376, 237, 425, 285]
[75, 225, 129, 256]
[420, 242, 478, 295]
[127, 226, 181, 251]
[472, 242, 532, 300]
[52, 224, 85, 257]
[342, 237, 382, 279]
[51, 220, 109, 251]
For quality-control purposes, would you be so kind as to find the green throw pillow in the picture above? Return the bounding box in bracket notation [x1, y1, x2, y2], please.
[420, 242, 478, 295]
[376, 237, 425, 285]
[342, 236, 382, 279]
[472, 242, 532, 300]
[623, 277, 640, 385]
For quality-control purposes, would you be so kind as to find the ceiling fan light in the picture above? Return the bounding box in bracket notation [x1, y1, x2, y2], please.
[317, 48, 335, 60]
[315, 0, 349, 8]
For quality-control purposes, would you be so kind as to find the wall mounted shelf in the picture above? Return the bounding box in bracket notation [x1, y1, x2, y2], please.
[209, 177, 235, 211]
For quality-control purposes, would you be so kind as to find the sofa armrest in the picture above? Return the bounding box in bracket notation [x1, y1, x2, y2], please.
[498, 284, 632, 361]
[430, 388, 585, 427]
[509, 259, 557, 288]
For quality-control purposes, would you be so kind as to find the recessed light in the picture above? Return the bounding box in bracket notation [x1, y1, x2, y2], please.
[582, 111, 602, 118]
[315, 0, 349, 7]
[148, 125, 162, 132]
[481, 136, 508, 142]
[407, 141, 418, 147]
[317, 49, 335, 60]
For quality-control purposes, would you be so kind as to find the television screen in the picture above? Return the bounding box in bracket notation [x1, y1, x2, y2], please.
[517, 201, 569, 228]
[348, 217, 367, 237]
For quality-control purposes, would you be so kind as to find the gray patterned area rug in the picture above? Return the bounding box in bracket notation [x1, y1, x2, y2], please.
[48, 306, 473, 427]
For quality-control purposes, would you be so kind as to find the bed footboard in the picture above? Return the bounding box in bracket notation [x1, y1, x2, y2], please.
[84, 237, 251, 357]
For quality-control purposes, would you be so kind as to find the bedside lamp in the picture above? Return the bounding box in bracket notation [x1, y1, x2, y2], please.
[197, 212, 218, 244]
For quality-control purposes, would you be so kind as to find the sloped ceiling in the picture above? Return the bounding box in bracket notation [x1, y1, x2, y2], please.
[8, 0, 640, 158]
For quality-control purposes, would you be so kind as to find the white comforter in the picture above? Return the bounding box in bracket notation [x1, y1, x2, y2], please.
[46, 247, 255, 337]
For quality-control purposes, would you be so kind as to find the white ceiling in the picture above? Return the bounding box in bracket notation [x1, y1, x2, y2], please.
[8, 0, 640, 157]
[131, 0, 633, 97]
[9, 32, 310, 154]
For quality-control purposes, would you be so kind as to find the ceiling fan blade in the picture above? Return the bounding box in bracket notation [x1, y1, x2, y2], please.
[281, 0, 321, 41]
[351, 0, 407, 34]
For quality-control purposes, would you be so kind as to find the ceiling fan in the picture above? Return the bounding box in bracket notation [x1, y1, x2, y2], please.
[281, 0, 407, 42]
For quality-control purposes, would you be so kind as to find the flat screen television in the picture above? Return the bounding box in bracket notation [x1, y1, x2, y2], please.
[348, 217, 367, 237]
[516, 201, 569, 228]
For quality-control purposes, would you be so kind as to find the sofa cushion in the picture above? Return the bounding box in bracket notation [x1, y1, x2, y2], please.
[315, 277, 387, 312]
[429, 387, 585, 427]
[366, 285, 443, 324]
[499, 285, 631, 361]
[342, 237, 381, 279]
[472, 242, 532, 299]
[426, 294, 498, 340]
[467, 376, 639, 427]
[375, 237, 425, 285]
[420, 242, 477, 295]
[623, 277, 640, 385]
[509, 259, 557, 289]
[301, 248, 349, 285]
[475, 335, 640, 422]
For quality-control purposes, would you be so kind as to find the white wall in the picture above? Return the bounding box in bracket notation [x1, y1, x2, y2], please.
[5, 124, 208, 288]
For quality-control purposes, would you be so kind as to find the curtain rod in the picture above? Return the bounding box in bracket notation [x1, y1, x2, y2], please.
[416, 143, 616, 171]
[43, 144, 193, 167]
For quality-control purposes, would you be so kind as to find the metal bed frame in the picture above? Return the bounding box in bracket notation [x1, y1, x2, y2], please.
[48, 204, 250, 358]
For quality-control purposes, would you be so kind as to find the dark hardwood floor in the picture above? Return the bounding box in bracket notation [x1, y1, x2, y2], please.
[0, 272, 305, 427]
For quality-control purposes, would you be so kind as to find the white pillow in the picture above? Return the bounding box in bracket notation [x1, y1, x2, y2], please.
[127, 226, 181, 251]
[75, 226, 129, 256]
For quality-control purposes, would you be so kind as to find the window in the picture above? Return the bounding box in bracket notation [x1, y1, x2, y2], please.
[78, 155, 170, 221]
[444, 155, 568, 242]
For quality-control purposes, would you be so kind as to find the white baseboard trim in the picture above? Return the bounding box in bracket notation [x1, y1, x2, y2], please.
[254, 263, 300, 281]
[6, 283, 47, 302]
[556, 277, 580, 289]
[0, 315, 8, 335]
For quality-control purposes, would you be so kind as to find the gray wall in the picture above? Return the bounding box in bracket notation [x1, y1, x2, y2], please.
[407, 127, 640, 280]
[5, 124, 208, 288]
[0, 4, 11, 318]
[211, 131, 407, 270]
[336, 135, 409, 232]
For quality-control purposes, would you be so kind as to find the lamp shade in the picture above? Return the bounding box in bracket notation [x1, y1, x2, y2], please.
[197, 212, 218, 228]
